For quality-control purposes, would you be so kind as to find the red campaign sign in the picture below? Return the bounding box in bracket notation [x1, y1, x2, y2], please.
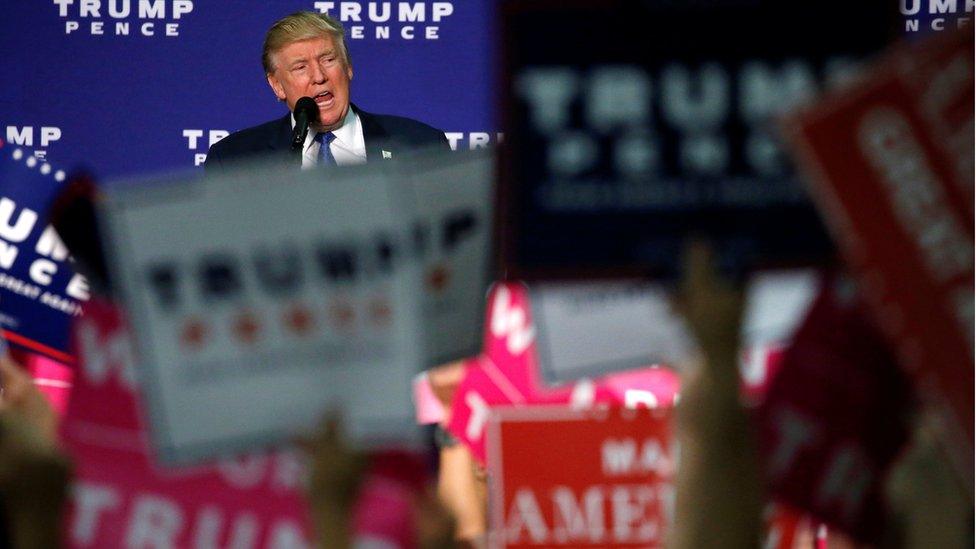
[486, 406, 675, 548]
[447, 282, 681, 464]
[783, 27, 974, 478]
[756, 283, 912, 542]
[59, 299, 423, 548]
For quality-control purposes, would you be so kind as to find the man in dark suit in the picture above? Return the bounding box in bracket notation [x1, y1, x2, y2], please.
[205, 11, 448, 172]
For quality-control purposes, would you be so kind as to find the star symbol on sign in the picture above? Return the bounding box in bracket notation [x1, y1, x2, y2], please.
[328, 299, 355, 330]
[284, 304, 315, 336]
[232, 312, 261, 344]
[426, 265, 451, 293]
[180, 318, 208, 350]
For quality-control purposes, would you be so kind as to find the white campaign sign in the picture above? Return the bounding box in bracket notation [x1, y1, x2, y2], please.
[741, 269, 819, 348]
[402, 151, 493, 366]
[531, 270, 819, 385]
[531, 283, 694, 384]
[101, 159, 425, 464]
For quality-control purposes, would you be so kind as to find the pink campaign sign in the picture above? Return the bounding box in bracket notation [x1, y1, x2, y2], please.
[60, 299, 423, 548]
[60, 299, 314, 548]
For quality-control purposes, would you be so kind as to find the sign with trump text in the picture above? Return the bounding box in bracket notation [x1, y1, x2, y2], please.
[0, 143, 86, 363]
[61, 299, 315, 548]
[402, 150, 494, 367]
[100, 159, 426, 464]
[499, 0, 896, 279]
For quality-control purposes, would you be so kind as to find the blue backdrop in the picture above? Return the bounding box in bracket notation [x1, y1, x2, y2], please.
[1, 0, 497, 181]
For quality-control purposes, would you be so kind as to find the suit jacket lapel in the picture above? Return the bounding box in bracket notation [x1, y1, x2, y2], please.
[355, 104, 389, 162]
[267, 113, 301, 167]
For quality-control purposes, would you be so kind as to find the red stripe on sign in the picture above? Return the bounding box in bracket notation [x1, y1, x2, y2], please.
[2, 330, 75, 364]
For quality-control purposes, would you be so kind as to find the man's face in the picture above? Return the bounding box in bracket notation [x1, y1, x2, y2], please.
[267, 35, 353, 131]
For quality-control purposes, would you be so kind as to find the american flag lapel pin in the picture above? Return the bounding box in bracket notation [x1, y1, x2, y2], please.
[382, 150, 392, 159]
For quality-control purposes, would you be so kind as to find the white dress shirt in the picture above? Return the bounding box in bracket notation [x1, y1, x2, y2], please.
[291, 109, 368, 169]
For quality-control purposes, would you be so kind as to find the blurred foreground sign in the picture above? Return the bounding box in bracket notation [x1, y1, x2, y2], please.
[101, 159, 427, 464]
[531, 270, 818, 385]
[783, 27, 974, 479]
[486, 406, 675, 548]
[62, 299, 426, 548]
[757, 282, 911, 542]
[499, 1, 894, 279]
[531, 283, 693, 384]
[403, 151, 494, 366]
[0, 143, 86, 363]
[61, 299, 314, 548]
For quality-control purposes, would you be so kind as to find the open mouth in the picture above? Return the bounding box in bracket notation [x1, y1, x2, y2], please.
[314, 91, 334, 106]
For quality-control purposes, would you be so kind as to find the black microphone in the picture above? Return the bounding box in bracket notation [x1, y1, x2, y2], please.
[290, 96, 318, 152]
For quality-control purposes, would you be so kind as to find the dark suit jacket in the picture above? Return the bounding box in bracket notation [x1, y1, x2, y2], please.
[204, 104, 450, 172]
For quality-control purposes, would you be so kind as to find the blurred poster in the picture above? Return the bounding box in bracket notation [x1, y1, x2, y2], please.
[100, 160, 425, 464]
[531, 282, 693, 384]
[783, 26, 973, 480]
[740, 269, 820, 350]
[403, 150, 494, 366]
[0, 143, 86, 363]
[530, 270, 817, 386]
[757, 281, 912, 542]
[61, 299, 315, 547]
[486, 406, 675, 548]
[63, 298, 427, 548]
[447, 282, 681, 464]
[499, 1, 895, 279]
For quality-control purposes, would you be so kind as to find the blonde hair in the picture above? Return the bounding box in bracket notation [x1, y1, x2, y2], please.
[262, 11, 350, 74]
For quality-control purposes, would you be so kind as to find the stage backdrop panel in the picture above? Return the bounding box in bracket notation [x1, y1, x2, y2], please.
[1, 0, 496, 181]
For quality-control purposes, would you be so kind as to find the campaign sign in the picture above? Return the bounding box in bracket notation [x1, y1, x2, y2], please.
[447, 282, 583, 462]
[531, 282, 693, 385]
[757, 281, 912, 541]
[448, 281, 682, 464]
[403, 150, 494, 367]
[486, 406, 675, 548]
[61, 299, 315, 548]
[530, 270, 817, 386]
[62, 299, 428, 548]
[99, 159, 425, 464]
[782, 27, 974, 480]
[498, 1, 895, 279]
[740, 270, 820, 351]
[0, 143, 88, 363]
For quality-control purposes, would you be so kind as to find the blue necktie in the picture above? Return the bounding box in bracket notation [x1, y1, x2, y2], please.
[315, 132, 337, 166]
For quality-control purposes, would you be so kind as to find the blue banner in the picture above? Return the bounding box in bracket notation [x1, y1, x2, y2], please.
[0, 143, 82, 362]
[1, 1, 496, 181]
